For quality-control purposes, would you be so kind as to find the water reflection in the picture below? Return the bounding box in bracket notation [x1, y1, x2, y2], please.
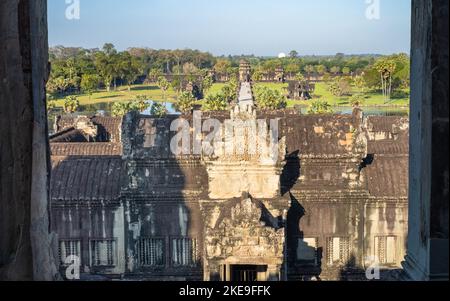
[141, 100, 180, 115]
[76, 100, 180, 116]
[78, 102, 115, 113]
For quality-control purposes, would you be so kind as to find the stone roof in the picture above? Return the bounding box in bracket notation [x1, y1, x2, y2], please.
[55, 116, 122, 142]
[51, 143, 123, 157]
[364, 116, 409, 198]
[364, 155, 409, 198]
[49, 128, 91, 143]
[284, 115, 360, 157]
[48, 114, 409, 202]
[367, 140, 409, 154]
[51, 115, 123, 157]
[50, 157, 123, 201]
[365, 116, 409, 133]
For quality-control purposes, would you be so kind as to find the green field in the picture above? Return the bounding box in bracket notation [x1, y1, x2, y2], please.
[310, 82, 410, 107]
[52, 82, 409, 110]
[53, 84, 179, 107]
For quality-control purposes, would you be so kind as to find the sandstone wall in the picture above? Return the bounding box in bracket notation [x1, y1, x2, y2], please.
[0, 0, 59, 281]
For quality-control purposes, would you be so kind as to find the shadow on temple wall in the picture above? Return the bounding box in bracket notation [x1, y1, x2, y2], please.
[338, 255, 365, 281]
[49, 155, 124, 278]
[123, 115, 203, 280]
[358, 154, 374, 172]
[282, 150, 325, 280]
[280, 151, 300, 196]
[287, 193, 323, 281]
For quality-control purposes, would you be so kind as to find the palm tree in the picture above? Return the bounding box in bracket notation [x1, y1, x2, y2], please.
[111, 102, 130, 117]
[175, 91, 196, 113]
[94, 52, 114, 92]
[308, 99, 333, 115]
[63, 96, 79, 114]
[295, 73, 306, 83]
[134, 95, 150, 112]
[315, 65, 327, 75]
[157, 76, 170, 102]
[202, 75, 214, 97]
[374, 58, 397, 103]
[342, 67, 351, 76]
[149, 102, 167, 117]
[304, 65, 315, 80]
[203, 93, 228, 111]
[330, 66, 341, 75]
[65, 57, 77, 83]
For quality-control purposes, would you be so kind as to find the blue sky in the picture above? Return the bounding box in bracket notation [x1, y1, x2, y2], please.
[48, 0, 411, 56]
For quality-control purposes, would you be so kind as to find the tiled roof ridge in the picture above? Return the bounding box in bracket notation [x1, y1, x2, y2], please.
[50, 142, 123, 156]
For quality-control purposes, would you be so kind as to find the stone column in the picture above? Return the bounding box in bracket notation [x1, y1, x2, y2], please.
[403, 0, 449, 281]
[267, 265, 281, 281]
[0, 0, 59, 280]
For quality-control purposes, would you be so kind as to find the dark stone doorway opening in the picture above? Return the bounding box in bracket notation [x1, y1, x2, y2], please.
[230, 265, 267, 282]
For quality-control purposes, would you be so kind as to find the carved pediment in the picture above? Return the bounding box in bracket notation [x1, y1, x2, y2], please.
[205, 195, 285, 260]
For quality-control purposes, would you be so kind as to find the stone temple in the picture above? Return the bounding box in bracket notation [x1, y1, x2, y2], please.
[1, 0, 446, 282]
[49, 76, 409, 281]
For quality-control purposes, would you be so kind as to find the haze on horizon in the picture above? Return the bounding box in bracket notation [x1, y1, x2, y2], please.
[48, 0, 411, 56]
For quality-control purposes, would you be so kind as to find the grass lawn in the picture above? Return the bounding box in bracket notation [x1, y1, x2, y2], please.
[204, 83, 226, 96]
[241, 82, 409, 108]
[52, 82, 410, 110]
[52, 84, 179, 107]
[309, 82, 410, 107]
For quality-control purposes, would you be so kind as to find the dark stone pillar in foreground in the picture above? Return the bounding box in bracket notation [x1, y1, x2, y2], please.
[403, 0, 449, 281]
[0, 0, 59, 280]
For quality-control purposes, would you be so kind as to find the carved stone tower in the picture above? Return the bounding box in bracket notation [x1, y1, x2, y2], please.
[200, 80, 289, 281]
[275, 67, 285, 82]
[239, 60, 252, 82]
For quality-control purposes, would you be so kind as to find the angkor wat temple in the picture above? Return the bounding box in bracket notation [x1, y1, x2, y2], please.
[49, 78, 409, 281]
[2, 0, 447, 282]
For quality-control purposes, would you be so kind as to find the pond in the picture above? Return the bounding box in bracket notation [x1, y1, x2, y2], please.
[141, 101, 180, 116]
[75, 100, 180, 116]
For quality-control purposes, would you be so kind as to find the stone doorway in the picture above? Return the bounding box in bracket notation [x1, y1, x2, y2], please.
[223, 264, 268, 281]
[231, 265, 258, 282]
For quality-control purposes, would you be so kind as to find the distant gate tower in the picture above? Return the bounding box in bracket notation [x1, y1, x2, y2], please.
[275, 67, 285, 82]
[239, 60, 251, 82]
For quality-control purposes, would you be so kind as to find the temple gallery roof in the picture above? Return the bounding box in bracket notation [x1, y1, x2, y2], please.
[283, 115, 359, 157]
[50, 115, 123, 157]
[50, 115, 125, 202]
[363, 116, 409, 198]
[51, 157, 123, 202]
[365, 116, 408, 133]
[49, 128, 91, 143]
[364, 155, 408, 198]
[54, 115, 123, 143]
[51, 143, 123, 157]
[49, 114, 409, 202]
